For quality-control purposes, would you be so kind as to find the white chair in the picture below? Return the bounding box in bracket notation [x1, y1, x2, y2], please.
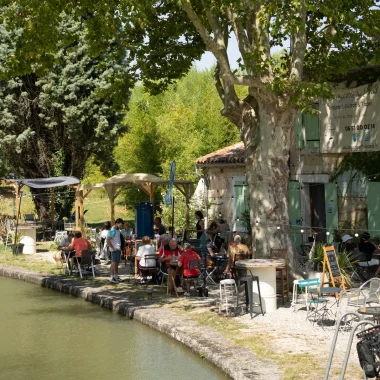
[54, 231, 67, 243]
[291, 278, 320, 312]
[219, 279, 239, 315]
[4, 220, 14, 250]
[346, 278, 380, 307]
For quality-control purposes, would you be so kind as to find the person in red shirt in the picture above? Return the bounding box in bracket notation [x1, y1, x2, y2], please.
[159, 238, 181, 270]
[68, 232, 92, 266]
[178, 243, 200, 295]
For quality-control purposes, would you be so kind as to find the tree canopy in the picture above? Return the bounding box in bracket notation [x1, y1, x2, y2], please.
[0, 14, 132, 218]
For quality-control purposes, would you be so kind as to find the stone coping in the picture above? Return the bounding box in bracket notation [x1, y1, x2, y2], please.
[0, 265, 280, 380]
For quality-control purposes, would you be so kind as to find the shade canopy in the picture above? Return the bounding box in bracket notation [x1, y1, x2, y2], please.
[76, 172, 195, 227]
[5, 176, 80, 189]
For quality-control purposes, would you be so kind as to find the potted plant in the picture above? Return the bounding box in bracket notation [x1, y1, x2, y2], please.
[11, 232, 24, 255]
[308, 243, 329, 285]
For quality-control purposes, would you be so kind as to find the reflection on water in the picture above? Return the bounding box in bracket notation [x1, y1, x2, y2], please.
[0, 277, 225, 380]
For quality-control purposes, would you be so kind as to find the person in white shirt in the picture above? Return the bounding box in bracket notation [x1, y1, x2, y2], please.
[106, 218, 124, 283]
[136, 236, 157, 280]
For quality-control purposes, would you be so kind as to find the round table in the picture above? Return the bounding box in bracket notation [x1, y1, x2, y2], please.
[18, 225, 38, 254]
[358, 306, 380, 324]
[235, 258, 285, 313]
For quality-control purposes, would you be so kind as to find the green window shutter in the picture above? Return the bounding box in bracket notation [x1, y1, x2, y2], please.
[325, 183, 338, 241]
[289, 181, 302, 249]
[303, 112, 320, 148]
[234, 181, 248, 230]
[295, 111, 303, 149]
[367, 183, 380, 235]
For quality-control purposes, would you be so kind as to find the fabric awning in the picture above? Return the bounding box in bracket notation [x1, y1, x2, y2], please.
[5, 176, 80, 189]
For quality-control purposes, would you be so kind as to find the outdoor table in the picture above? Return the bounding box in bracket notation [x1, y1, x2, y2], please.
[17, 225, 38, 254]
[235, 258, 284, 313]
[358, 306, 380, 324]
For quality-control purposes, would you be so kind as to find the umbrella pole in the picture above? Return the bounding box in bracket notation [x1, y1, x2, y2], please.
[14, 182, 22, 244]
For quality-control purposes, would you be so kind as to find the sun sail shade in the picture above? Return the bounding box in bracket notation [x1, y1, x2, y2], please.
[5, 176, 80, 189]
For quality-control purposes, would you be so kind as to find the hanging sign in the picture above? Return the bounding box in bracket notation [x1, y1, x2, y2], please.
[320, 81, 380, 153]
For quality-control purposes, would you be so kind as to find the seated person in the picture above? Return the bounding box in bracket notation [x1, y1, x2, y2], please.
[58, 232, 75, 266]
[68, 231, 92, 267]
[338, 234, 358, 254]
[136, 236, 157, 278]
[224, 235, 250, 276]
[158, 234, 170, 253]
[358, 232, 380, 276]
[178, 243, 200, 294]
[120, 221, 133, 239]
[159, 238, 181, 273]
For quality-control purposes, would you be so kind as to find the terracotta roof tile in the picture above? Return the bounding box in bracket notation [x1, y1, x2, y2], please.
[196, 142, 245, 165]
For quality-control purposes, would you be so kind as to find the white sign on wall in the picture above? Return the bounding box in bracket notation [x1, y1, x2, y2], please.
[320, 81, 380, 153]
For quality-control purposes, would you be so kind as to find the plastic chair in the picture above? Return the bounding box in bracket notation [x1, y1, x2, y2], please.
[4, 219, 14, 250]
[232, 267, 264, 317]
[270, 248, 290, 305]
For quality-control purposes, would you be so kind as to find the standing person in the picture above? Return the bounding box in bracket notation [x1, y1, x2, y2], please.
[154, 217, 166, 235]
[195, 211, 205, 239]
[106, 218, 124, 284]
[100, 221, 111, 261]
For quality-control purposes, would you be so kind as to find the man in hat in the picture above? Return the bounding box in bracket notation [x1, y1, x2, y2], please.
[338, 234, 357, 254]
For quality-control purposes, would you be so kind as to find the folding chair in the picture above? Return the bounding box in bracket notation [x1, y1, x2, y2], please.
[74, 250, 96, 279]
[270, 248, 290, 305]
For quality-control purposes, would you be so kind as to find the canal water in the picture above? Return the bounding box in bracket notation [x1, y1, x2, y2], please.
[0, 276, 226, 380]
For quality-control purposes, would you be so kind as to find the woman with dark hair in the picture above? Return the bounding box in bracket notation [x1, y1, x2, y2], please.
[358, 232, 380, 277]
[195, 211, 205, 239]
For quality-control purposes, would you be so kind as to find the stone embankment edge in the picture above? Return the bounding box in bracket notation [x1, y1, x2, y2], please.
[0, 265, 281, 380]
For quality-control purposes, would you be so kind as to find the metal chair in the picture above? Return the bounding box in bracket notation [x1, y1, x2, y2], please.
[74, 250, 96, 279]
[270, 248, 290, 305]
[182, 258, 202, 295]
[232, 267, 264, 317]
[346, 278, 380, 307]
[291, 277, 320, 312]
[138, 254, 158, 283]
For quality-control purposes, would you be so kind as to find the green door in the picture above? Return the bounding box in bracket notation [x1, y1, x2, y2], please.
[367, 183, 380, 236]
[324, 183, 338, 243]
[289, 181, 302, 251]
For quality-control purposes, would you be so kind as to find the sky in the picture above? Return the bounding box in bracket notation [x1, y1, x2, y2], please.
[194, 34, 289, 71]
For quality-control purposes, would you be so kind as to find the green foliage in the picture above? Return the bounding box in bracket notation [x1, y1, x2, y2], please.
[0, 14, 132, 219]
[117, 67, 240, 180]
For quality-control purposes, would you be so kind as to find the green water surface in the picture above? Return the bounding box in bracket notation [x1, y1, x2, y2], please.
[0, 276, 226, 380]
